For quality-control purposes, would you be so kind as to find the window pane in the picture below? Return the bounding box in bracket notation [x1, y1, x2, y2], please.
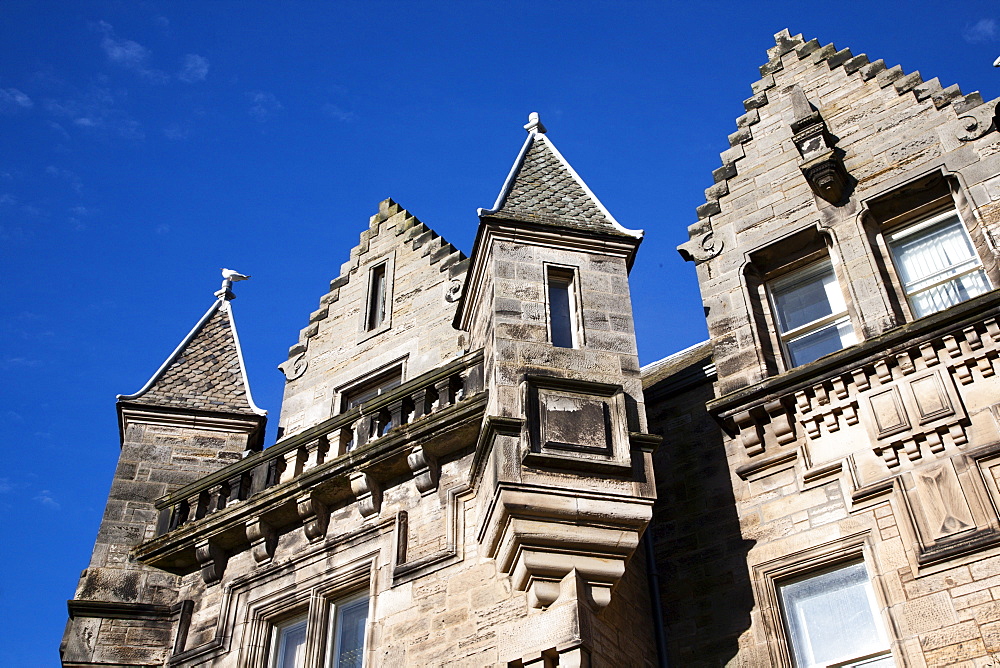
[549, 276, 575, 348]
[908, 270, 989, 318]
[331, 597, 368, 668]
[779, 562, 891, 668]
[786, 318, 854, 367]
[890, 215, 990, 318]
[273, 618, 307, 668]
[772, 265, 840, 334]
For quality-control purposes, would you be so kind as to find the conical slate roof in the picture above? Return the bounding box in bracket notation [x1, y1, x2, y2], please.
[119, 288, 266, 416]
[481, 113, 641, 237]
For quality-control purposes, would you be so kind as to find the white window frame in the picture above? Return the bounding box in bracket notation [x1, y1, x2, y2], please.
[777, 561, 893, 668]
[767, 258, 856, 368]
[886, 209, 991, 319]
[325, 591, 370, 668]
[269, 613, 308, 668]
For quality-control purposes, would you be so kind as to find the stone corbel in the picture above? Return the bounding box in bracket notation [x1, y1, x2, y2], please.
[245, 517, 277, 564]
[296, 494, 329, 542]
[195, 538, 226, 585]
[763, 399, 796, 446]
[789, 85, 850, 204]
[733, 410, 764, 456]
[677, 219, 724, 263]
[956, 99, 999, 142]
[350, 471, 382, 518]
[407, 445, 439, 495]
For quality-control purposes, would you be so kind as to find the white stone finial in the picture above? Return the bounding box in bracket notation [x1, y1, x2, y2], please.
[217, 268, 251, 300]
[523, 112, 547, 134]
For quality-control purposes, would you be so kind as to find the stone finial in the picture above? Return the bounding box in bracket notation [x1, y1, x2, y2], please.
[216, 267, 250, 300]
[523, 112, 547, 134]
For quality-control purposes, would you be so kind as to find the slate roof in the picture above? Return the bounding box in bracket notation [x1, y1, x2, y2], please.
[482, 116, 641, 238]
[120, 297, 266, 416]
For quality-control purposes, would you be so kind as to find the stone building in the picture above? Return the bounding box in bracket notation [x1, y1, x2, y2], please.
[62, 29, 1000, 667]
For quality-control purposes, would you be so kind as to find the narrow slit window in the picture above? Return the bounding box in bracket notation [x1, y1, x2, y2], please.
[366, 263, 387, 331]
[547, 268, 578, 348]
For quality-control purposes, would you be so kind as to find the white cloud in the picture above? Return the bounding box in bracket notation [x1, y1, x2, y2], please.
[322, 103, 356, 122]
[248, 90, 282, 122]
[94, 21, 168, 82]
[45, 86, 145, 140]
[163, 123, 189, 140]
[0, 87, 33, 112]
[963, 18, 997, 43]
[33, 489, 60, 510]
[178, 54, 209, 83]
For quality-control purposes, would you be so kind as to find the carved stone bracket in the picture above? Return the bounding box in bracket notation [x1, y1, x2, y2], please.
[296, 494, 329, 543]
[677, 219, 724, 263]
[407, 446, 439, 495]
[245, 517, 277, 564]
[195, 538, 226, 585]
[956, 99, 999, 142]
[350, 471, 381, 518]
[789, 85, 850, 203]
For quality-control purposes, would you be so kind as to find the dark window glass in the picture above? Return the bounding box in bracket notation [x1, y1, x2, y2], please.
[367, 263, 387, 330]
[548, 270, 575, 348]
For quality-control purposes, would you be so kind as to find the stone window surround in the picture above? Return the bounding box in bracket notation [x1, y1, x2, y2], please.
[742, 224, 860, 376]
[863, 184, 997, 326]
[357, 251, 396, 343]
[245, 561, 372, 668]
[751, 532, 898, 668]
[542, 261, 585, 349]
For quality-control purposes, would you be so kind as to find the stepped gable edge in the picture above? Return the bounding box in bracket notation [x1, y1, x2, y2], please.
[286, 197, 469, 359]
[690, 28, 992, 225]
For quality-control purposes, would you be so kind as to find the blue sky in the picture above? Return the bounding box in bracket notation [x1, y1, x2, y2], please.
[2, 1, 999, 663]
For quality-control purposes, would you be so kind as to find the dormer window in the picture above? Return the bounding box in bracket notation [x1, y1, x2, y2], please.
[769, 259, 856, 368]
[886, 209, 990, 319]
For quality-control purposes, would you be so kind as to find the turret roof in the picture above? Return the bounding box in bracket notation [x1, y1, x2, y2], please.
[118, 281, 266, 416]
[480, 113, 641, 238]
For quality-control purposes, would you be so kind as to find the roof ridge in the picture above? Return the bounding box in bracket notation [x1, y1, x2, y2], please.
[691, 29, 988, 223]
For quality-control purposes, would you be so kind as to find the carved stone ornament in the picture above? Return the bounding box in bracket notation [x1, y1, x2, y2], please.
[444, 278, 463, 303]
[278, 352, 308, 381]
[956, 99, 999, 142]
[789, 85, 850, 204]
[677, 220, 724, 263]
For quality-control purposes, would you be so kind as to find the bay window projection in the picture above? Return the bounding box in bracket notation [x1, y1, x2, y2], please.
[769, 259, 856, 368]
[778, 561, 893, 668]
[887, 210, 990, 319]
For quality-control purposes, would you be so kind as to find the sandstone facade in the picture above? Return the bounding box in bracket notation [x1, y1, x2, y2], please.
[63, 30, 1000, 668]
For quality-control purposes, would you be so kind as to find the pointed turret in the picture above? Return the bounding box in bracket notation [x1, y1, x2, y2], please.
[118, 285, 266, 418]
[457, 114, 659, 666]
[62, 273, 267, 667]
[480, 112, 642, 238]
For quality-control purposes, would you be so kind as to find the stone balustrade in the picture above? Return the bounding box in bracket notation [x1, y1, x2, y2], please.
[153, 350, 484, 538]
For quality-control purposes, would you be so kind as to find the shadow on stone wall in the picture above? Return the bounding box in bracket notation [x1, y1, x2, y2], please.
[644, 351, 755, 667]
